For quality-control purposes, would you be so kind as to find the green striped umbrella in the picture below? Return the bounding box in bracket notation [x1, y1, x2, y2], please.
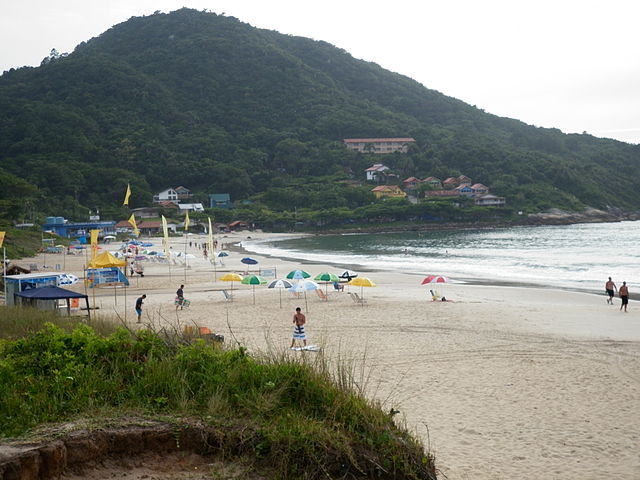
[241, 274, 267, 304]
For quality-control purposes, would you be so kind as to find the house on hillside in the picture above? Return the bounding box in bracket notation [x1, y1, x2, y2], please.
[174, 186, 192, 201]
[344, 138, 416, 154]
[474, 194, 506, 206]
[131, 207, 159, 218]
[365, 164, 389, 181]
[153, 188, 179, 204]
[402, 177, 421, 191]
[471, 183, 489, 196]
[371, 185, 407, 199]
[423, 177, 442, 189]
[454, 184, 474, 197]
[442, 177, 459, 189]
[458, 175, 472, 184]
[178, 203, 204, 215]
[209, 193, 233, 209]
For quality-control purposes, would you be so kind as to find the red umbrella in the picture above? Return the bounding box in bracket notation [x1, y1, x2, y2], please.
[421, 275, 450, 284]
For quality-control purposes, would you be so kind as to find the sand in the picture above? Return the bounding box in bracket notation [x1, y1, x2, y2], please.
[8, 231, 640, 480]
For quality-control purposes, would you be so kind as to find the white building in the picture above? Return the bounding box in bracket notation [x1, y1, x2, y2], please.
[153, 188, 179, 204]
[344, 137, 416, 154]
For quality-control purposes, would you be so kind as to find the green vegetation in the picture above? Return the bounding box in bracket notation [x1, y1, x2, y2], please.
[1, 8, 639, 228]
[0, 309, 436, 479]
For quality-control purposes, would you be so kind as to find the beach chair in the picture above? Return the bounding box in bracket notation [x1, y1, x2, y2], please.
[430, 289, 442, 301]
[332, 281, 344, 292]
[316, 289, 328, 301]
[222, 290, 233, 302]
[349, 292, 367, 305]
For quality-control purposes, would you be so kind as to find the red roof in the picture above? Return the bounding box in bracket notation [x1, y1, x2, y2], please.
[138, 221, 162, 228]
[344, 138, 416, 143]
[365, 164, 388, 172]
[116, 220, 133, 228]
[471, 183, 488, 190]
[403, 177, 420, 183]
[423, 177, 441, 182]
[442, 177, 458, 184]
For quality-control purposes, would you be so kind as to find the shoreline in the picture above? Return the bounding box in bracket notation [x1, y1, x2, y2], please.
[4, 230, 640, 479]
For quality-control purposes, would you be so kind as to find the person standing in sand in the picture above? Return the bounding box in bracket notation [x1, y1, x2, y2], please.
[290, 307, 307, 348]
[175, 284, 185, 310]
[605, 277, 617, 304]
[135, 294, 146, 323]
[619, 281, 629, 312]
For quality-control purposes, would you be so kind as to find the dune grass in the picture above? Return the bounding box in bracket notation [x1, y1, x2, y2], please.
[0, 307, 437, 479]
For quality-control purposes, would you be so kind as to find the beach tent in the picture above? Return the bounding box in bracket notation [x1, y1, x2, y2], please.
[15, 286, 90, 318]
[88, 251, 127, 268]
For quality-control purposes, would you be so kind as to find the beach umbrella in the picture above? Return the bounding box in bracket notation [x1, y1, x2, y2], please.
[289, 279, 319, 312]
[267, 278, 294, 308]
[217, 251, 229, 257]
[241, 274, 267, 304]
[421, 275, 450, 300]
[314, 272, 339, 298]
[286, 269, 311, 280]
[421, 275, 449, 284]
[339, 270, 358, 281]
[348, 276, 376, 304]
[241, 257, 258, 265]
[220, 272, 243, 293]
[103, 235, 116, 240]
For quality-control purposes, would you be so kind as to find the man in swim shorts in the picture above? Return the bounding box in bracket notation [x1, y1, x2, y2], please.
[605, 277, 617, 304]
[619, 281, 629, 312]
[290, 307, 307, 348]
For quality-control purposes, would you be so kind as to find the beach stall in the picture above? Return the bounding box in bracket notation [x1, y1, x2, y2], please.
[14, 286, 90, 318]
[86, 251, 128, 288]
[3, 272, 60, 306]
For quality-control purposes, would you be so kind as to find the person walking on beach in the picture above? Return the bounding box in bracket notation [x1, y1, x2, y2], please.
[290, 307, 307, 348]
[619, 281, 629, 312]
[176, 284, 185, 310]
[605, 277, 617, 304]
[135, 294, 146, 323]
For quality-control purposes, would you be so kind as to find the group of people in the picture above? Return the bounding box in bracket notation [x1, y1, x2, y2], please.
[605, 277, 630, 312]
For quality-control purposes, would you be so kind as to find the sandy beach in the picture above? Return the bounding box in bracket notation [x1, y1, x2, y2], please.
[9, 231, 640, 480]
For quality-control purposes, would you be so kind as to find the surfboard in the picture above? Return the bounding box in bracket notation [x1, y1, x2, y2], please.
[290, 345, 321, 352]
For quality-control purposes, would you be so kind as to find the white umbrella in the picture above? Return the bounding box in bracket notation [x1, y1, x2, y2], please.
[267, 278, 294, 308]
[289, 280, 319, 312]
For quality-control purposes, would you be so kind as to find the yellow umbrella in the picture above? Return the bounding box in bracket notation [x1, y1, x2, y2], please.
[220, 273, 243, 293]
[348, 276, 376, 303]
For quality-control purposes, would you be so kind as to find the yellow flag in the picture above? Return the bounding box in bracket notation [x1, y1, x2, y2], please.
[207, 217, 214, 253]
[128, 214, 140, 236]
[0, 231, 5, 248]
[123, 184, 131, 206]
[161, 215, 170, 258]
[90, 229, 100, 260]
[184, 211, 190, 231]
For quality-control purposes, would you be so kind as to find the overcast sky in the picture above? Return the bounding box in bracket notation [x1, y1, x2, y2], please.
[2, 0, 639, 144]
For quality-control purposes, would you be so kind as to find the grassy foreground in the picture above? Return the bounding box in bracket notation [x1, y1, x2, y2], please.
[0, 308, 437, 479]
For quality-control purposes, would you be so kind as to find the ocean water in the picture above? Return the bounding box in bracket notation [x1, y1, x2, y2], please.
[244, 221, 640, 292]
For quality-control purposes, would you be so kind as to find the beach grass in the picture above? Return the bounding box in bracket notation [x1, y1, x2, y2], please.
[0, 307, 437, 479]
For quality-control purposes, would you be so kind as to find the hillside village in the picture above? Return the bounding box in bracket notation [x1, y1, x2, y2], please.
[345, 137, 506, 207]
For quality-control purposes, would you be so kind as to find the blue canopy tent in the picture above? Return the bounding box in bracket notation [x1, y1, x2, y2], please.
[15, 286, 91, 318]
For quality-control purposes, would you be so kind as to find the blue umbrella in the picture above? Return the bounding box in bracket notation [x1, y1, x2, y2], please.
[241, 257, 258, 265]
[217, 251, 229, 257]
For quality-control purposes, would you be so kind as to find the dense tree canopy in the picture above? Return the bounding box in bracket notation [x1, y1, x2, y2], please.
[0, 8, 638, 224]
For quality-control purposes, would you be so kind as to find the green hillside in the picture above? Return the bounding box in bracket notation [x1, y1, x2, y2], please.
[0, 8, 639, 225]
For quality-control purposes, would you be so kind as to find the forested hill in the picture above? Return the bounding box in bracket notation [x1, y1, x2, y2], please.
[1, 8, 639, 223]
